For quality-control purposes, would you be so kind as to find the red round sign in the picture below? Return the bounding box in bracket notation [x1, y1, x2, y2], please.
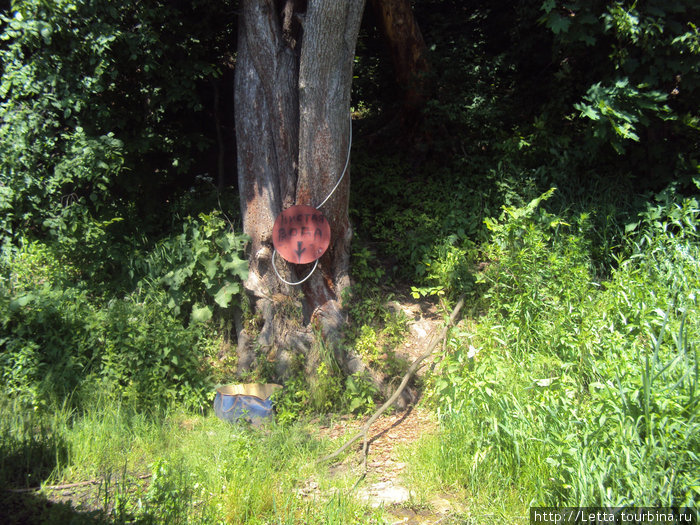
[272, 205, 331, 264]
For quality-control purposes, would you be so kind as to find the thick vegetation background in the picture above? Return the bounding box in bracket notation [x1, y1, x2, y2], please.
[1, 0, 698, 523]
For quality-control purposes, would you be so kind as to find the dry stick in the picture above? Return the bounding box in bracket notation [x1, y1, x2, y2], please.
[318, 295, 465, 465]
[8, 474, 153, 493]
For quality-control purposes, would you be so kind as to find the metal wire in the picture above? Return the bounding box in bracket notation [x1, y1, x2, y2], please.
[271, 113, 353, 286]
[271, 249, 319, 286]
[316, 113, 353, 209]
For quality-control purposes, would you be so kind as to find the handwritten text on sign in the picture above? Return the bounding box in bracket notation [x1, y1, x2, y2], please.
[272, 205, 331, 264]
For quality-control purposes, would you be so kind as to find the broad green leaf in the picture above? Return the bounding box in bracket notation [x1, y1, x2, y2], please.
[9, 293, 33, 311]
[191, 304, 213, 323]
[541, 0, 555, 14]
[213, 282, 240, 308]
[549, 14, 572, 34]
[221, 256, 248, 280]
[40, 26, 52, 44]
[625, 221, 639, 233]
[199, 257, 219, 280]
[577, 104, 600, 120]
[483, 217, 499, 231]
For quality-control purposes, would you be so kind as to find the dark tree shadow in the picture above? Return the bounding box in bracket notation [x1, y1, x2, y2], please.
[0, 489, 105, 525]
[1, 426, 106, 524]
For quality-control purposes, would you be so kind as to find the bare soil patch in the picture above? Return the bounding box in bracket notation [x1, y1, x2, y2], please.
[312, 296, 467, 522]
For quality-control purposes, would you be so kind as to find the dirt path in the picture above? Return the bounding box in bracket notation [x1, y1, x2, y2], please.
[314, 404, 465, 523]
[312, 298, 467, 523]
[317, 404, 434, 493]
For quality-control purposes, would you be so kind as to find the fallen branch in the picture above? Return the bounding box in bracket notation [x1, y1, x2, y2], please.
[318, 295, 465, 465]
[7, 474, 152, 493]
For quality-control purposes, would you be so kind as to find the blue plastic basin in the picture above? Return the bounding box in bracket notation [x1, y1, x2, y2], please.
[213, 383, 282, 426]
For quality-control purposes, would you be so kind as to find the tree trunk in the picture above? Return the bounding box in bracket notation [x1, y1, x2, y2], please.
[370, 0, 431, 127]
[234, 0, 365, 379]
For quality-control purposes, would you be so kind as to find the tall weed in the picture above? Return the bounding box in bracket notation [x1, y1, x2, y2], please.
[415, 185, 700, 512]
[0, 397, 381, 523]
[0, 240, 217, 410]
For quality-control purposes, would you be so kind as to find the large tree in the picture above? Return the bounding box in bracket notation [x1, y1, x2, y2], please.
[234, 0, 366, 377]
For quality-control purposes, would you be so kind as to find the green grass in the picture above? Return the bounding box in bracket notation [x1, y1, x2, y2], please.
[401, 188, 700, 520]
[2, 186, 698, 524]
[0, 397, 389, 524]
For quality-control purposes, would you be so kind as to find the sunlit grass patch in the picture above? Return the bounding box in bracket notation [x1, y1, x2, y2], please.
[0, 395, 392, 523]
[410, 188, 700, 512]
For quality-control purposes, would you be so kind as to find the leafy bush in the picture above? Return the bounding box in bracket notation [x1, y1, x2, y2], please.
[309, 362, 344, 414]
[350, 152, 496, 293]
[272, 346, 371, 422]
[95, 293, 212, 409]
[354, 324, 382, 365]
[0, 0, 235, 247]
[142, 458, 194, 525]
[343, 372, 378, 415]
[481, 188, 595, 362]
[418, 183, 700, 509]
[344, 293, 410, 378]
[270, 328, 382, 421]
[271, 374, 311, 425]
[412, 234, 478, 300]
[574, 79, 673, 154]
[129, 211, 249, 324]
[0, 239, 225, 410]
[539, 0, 700, 178]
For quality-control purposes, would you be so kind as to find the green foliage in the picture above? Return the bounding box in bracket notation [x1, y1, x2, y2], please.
[130, 211, 249, 323]
[343, 242, 412, 379]
[351, 245, 386, 285]
[481, 189, 595, 361]
[0, 396, 70, 489]
[0, 0, 235, 251]
[353, 0, 699, 311]
[0, 240, 219, 410]
[142, 458, 193, 524]
[272, 344, 374, 423]
[551, 312, 699, 506]
[271, 327, 383, 422]
[310, 362, 344, 414]
[351, 153, 492, 295]
[96, 294, 212, 410]
[416, 184, 700, 509]
[354, 324, 382, 365]
[575, 79, 673, 152]
[0, 398, 383, 524]
[538, 0, 700, 172]
[344, 372, 378, 415]
[344, 285, 410, 379]
[412, 234, 478, 300]
[272, 374, 311, 425]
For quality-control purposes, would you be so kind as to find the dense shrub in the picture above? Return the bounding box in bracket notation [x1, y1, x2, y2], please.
[0, 230, 245, 410]
[0, 0, 235, 259]
[420, 184, 699, 507]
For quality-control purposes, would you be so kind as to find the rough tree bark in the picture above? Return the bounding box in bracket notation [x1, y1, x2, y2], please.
[370, 0, 431, 130]
[235, 0, 366, 379]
